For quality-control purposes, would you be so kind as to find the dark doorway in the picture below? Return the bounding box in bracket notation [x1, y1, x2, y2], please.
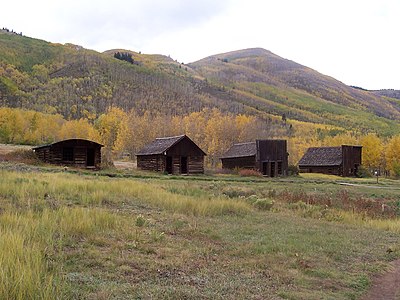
[62, 147, 74, 162]
[180, 156, 188, 174]
[277, 162, 282, 175]
[262, 162, 268, 176]
[87, 148, 95, 167]
[166, 156, 173, 174]
[270, 162, 276, 177]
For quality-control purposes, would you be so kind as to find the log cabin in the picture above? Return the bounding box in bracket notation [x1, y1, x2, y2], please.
[136, 135, 206, 174]
[298, 145, 362, 176]
[220, 140, 289, 177]
[32, 139, 103, 169]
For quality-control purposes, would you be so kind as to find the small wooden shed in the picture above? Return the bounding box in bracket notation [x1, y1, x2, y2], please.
[33, 139, 103, 168]
[136, 135, 206, 174]
[298, 145, 362, 176]
[220, 140, 289, 177]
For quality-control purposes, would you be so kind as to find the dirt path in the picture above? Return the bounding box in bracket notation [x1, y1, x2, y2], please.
[113, 160, 136, 170]
[338, 182, 400, 190]
[360, 259, 400, 300]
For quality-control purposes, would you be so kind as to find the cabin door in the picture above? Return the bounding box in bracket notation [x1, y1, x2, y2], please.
[180, 156, 188, 174]
[262, 162, 268, 176]
[262, 161, 276, 177]
[166, 156, 173, 174]
[270, 162, 276, 177]
[86, 148, 95, 167]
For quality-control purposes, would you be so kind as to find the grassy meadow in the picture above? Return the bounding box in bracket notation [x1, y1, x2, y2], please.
[1, 166, 400, 299]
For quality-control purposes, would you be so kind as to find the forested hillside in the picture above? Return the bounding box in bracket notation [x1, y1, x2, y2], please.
[189, 48, 400, 135]
[0, 30, 249, 120]
[1, 30, 400, 134]
[2, 29, 400, 170]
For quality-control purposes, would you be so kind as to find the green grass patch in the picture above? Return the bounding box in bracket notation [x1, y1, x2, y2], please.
[0, 168, 400, 298]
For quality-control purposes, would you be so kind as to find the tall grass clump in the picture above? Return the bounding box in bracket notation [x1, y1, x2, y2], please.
[0, 207, 120, 299]
[338, 211, 400, 233]
[0, 230, 58, 300]
[119, 182, 251, 216]
[0, 170, 251, 216]
[0, 211, 60, 299]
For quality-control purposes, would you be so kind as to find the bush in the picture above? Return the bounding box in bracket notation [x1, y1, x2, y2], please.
[2, 149, 41, 165]
[393, 163, 400, 178]
[207, 168, 235, 176]
[356, 165, 372, 178]
[288, 165, 299, 176]
[238, 169, 263, 177]
[252, 198, 274, 211]
[223, 188, 254, 198]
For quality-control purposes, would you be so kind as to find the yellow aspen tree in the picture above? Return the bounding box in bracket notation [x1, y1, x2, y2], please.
[323, 133, 358, 147]
[385, 135, 400, 177]
[59, 119, 100, 142]
[235, 114, 257, 142]
[182, 111, 207, 148]
[360, 133, 383, 171]
[95, 107, 128, 164]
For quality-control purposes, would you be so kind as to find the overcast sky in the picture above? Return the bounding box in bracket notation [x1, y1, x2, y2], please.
[1, 0, 399, 89]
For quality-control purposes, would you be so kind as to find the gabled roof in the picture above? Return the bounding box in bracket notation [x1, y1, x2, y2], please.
[137, 135, 206, 156]
[298, 146, 342, 166]
[32, 138, 103, 150]
[220, 142, 256, 159]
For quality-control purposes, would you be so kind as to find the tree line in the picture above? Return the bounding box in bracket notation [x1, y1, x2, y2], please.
[1, 106, 399, 176]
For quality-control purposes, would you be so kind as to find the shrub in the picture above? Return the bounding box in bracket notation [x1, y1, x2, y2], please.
[238, 169, 263, 177]
[356, 165, 372, 178]
[223, 188, 255, 198]
[287, 165, 299, 176]
[135, 215, 146, 227]
[253, 198, 274, 211]
[207, 168, 235, 175]
[393, 163, 400, 178]
[2, 149, 41, 165]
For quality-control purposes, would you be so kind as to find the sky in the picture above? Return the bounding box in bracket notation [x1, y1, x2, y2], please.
[1, 0, 399, 90]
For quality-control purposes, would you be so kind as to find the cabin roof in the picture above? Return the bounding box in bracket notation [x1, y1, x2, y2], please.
[298, 146, 342, 166]
[220, 142, 257, 159]
[32, 138, 103, 150]
[137, 135, 206, 156]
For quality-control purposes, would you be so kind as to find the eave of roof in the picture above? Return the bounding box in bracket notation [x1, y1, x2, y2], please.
[32, 138, 104, 150]
[137, 135, 206, 156]
[220, 142, 257, 159]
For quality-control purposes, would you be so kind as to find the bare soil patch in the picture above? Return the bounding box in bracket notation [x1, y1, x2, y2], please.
[361, 259, 400, 300]
[114, 160, 136, 170]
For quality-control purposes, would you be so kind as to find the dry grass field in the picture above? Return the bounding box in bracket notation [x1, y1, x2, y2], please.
[1, 144, 400, 299]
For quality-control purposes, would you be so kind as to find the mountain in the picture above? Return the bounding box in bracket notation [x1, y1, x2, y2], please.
[372, 89, 400, 100]
[1, 30, 399, 135]
[189, 48, 400, 132]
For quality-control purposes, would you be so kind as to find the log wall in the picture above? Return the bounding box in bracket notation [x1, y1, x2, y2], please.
[34, 139, 102, 169]
[138, 154, 204, 174]
[299, 165, 342, 176]
[137, 155, 165, 172]
[221, 156, 256, 170]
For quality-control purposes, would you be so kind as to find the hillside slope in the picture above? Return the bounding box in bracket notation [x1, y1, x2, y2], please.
[0, 30, 244, 119]
[189, 48, 400, 134]
[1, 31, 399, 135]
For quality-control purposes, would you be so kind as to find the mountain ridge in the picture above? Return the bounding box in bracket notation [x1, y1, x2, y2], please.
[1, 30, 399, 135]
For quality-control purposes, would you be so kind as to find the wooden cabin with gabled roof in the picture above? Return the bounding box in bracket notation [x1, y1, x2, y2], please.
[220, 139, 288, 177]
[136, 135, 206, 174]
[298, 145, 362, 176]
[32, 139, 103, 169]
